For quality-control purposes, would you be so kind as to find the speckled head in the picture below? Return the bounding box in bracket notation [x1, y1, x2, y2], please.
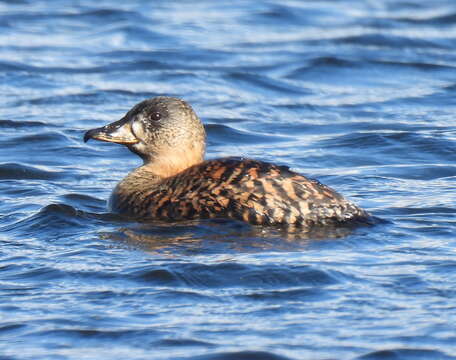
[84, 96, 206, 177]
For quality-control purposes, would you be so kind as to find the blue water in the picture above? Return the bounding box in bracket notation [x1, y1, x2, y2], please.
[1, 1, 456, 359]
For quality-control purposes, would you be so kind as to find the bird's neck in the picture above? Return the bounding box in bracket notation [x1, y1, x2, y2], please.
[117, 149, 204, 192]
[141, 148, 204, 178]
[123, 132, 207, 178]
[109, 148, 204, 214]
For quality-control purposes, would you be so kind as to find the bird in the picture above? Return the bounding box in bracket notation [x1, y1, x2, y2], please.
[84, 96, 369, 227]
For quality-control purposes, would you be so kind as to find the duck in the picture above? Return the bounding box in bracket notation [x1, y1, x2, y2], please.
[84, 96, 369, 227]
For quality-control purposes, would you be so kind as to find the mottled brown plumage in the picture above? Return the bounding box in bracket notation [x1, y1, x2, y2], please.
[84, 96, 369, 227]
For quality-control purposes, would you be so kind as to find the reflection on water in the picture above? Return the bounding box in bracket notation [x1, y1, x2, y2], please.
[102, 219, 368, 254]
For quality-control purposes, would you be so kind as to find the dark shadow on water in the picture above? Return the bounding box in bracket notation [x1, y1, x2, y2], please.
[356, 348, 456, 360]
[179, 350, 295, 360]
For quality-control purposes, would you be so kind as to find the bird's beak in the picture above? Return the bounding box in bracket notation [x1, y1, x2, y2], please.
[84, 117, 139, 144]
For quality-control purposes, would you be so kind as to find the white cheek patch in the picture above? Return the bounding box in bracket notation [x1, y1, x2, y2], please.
[110, 124, 133, 139]
[132, 121, 144, 139]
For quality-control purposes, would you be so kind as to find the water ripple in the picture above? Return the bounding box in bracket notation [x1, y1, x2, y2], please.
[1, 1, 456, 359]
[0, 163, 63, 180]
[184, 351, 294, 360]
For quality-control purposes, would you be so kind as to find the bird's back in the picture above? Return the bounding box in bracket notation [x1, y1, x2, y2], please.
[111, 158, 369, 226]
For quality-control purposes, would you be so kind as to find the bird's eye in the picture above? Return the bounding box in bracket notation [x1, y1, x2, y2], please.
[150, 112, 161, 121]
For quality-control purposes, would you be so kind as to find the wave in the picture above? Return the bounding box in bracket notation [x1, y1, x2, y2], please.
[0, 163, 64, 180]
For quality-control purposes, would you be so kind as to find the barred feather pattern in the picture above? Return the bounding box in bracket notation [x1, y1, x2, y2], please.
[109, 158, 369, 227]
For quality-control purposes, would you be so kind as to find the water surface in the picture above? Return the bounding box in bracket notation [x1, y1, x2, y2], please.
[1, 1, 456, 359]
